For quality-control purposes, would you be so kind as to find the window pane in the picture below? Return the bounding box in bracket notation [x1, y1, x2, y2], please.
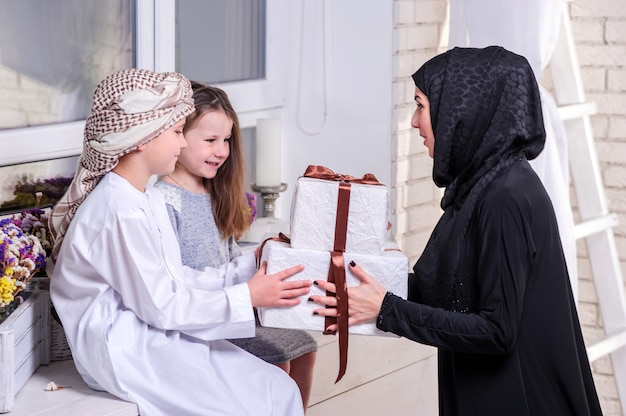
[0, 0, 134, 130]
[175, 0, 266, 84]
[0, 156, 77, 214]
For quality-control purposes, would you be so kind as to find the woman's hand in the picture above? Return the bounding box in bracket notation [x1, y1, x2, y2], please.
[247, 261, 311, 308]
[310, 262, 387, 333]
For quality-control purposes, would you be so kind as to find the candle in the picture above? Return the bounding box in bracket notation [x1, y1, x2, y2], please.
[255, 118, 282, 187]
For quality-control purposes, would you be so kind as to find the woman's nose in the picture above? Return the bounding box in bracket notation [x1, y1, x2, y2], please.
[411, 109, 420, 129]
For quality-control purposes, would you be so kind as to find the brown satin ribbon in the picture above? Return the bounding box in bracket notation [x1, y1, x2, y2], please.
[302, 165, 383, 383]
[327, 251, 349, 382]
[324, 181, 351, 382]
[256, 232, 291, 269]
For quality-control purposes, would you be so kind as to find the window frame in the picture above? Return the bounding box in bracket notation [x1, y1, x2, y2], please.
[0, 0, 288, 166]
[155, 0, 289, 129]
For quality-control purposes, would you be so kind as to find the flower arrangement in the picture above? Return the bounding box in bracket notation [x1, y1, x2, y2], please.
[0, 213, 47, 322]
[8, 208, 52, 258]
[0, 175, 73, 212]
[246, 192, 258, 225]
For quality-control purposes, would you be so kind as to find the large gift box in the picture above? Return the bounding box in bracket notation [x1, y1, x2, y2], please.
[257, 239, 408, 336]
[289, 166, 389, 255]
[261, 165, 402, 382]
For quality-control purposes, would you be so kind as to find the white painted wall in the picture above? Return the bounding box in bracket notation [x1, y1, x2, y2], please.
[268, 1, 394, 218]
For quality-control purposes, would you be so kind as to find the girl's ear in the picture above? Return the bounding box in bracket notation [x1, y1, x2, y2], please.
[136, 143, 148, 152]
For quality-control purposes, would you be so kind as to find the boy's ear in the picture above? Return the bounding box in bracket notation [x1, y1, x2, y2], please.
[137, 143, 148, 152]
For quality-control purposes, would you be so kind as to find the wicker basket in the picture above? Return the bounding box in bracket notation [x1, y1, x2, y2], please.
[50, 315, 72, 361]
[30, 276, 73, 361]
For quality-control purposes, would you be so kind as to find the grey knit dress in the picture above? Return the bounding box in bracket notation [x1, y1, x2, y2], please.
[155, 181, 317, 363]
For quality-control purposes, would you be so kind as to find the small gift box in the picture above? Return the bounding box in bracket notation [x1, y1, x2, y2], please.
[289, 165, 389, 255]
[257, 239, 408, 336]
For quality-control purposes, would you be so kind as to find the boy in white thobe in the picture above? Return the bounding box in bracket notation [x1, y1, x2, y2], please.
[49, 69, 309, 416]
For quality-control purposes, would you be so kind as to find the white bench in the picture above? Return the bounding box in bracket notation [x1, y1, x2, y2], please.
[9, 360, 138, 416]
[11, 335, 438, 416]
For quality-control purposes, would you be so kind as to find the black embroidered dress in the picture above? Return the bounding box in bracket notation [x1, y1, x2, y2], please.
[377, 47, 602, 416]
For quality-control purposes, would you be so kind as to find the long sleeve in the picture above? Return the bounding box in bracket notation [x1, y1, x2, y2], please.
[377, 174, 534, 354]
[52, 175, 256, 344]
[101, 209, 256, 339]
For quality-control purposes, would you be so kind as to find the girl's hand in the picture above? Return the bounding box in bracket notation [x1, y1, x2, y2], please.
[247, 261, 311, 308]
[310, 262, 387, 333]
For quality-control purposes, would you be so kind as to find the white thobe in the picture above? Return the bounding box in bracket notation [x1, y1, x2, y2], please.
[50, 173, 304, 416]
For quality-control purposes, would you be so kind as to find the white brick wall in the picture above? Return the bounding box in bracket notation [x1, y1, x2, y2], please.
[0, 69, 60, 128]
[573, 0, 626, 410]
[392, 0, 446, 264]
[392, 1, 626, 414]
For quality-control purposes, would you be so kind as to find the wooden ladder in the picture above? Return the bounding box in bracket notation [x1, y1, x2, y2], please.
[549, 1, 626, 410]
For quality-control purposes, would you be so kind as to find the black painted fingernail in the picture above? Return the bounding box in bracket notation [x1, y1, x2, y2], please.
[313, 311, 319, 315]
[313, 281, 319, 286]
[308, 297, 314, 302]
[349, 260, 356, 267]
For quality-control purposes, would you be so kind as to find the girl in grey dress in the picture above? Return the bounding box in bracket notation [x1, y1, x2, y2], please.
[155, 82, 317, 410]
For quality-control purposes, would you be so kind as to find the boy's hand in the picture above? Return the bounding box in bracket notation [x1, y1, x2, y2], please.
[248, 262, 311, 308]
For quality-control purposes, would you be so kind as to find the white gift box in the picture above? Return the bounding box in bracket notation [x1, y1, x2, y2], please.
[289, 176, 389, 255]
[257, 240, 409, 336]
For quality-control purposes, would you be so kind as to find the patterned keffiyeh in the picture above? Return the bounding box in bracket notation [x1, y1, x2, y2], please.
[49, 68, 195, 263]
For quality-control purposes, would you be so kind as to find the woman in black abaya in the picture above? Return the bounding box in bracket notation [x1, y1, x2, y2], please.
[313, 46, 602, 416]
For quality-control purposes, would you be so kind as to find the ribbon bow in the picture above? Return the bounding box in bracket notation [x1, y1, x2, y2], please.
[303, 165, 382, 186]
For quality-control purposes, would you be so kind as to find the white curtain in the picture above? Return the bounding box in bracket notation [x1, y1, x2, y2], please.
[448, 0, 578, 301]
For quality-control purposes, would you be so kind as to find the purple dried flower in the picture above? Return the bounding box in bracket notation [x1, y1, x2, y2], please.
[245, 192, 258, 224]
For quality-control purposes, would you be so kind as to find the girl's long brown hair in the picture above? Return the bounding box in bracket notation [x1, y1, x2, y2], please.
[185, 81, 250, 239]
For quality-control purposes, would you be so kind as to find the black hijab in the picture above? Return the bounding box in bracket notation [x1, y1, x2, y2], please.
[410, 46, 546, 311]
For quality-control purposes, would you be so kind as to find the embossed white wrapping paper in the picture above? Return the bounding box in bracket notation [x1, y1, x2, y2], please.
[257, 240, 409, 336]
[289, 177, 390, 255]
